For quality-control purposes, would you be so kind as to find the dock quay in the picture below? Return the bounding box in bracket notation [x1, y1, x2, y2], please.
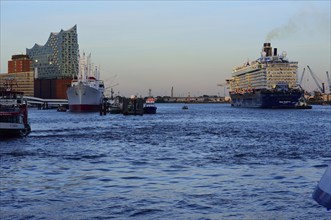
[24, 96, 68, 109]
[122, 96, 144, 116]
[99, 96, 144, 116]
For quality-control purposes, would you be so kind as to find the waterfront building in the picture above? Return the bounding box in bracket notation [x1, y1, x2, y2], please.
[0, 54, 34, 96]
[1, 49, 75, 99]
[8, 54, 32, 73]
[0, 71, 34, 96]
[34, 78, 72, 99]
[26, 25, 79, 79]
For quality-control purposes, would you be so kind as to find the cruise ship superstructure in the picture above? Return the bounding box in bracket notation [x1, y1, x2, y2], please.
[227, 43, 303, 108]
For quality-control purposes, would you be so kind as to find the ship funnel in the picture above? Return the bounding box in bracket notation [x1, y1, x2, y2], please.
[263, 43, 272, 57]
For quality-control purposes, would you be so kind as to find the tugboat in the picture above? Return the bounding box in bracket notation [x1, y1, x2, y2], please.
[143, 89, 157, 114]
[0, 90, 31, 137]
[143, 97, 157, 114]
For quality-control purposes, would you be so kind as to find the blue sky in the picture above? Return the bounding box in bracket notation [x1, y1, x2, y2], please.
[1, 1, 330, 97]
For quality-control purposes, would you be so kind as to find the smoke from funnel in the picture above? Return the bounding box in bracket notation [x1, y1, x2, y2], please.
[265, 8, 329, 42]
[266, 19, 297, 42]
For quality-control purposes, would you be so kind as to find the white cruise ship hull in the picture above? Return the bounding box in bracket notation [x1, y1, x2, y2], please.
[66, 83, 103, 112]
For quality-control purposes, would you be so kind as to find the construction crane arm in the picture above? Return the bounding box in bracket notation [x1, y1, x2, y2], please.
[299, 68, 305, 85]
[307, 65, 324, 93]
[326, 71, 331, 92]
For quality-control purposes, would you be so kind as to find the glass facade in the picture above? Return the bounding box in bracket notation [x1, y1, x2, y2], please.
[26, 25, 79, 79]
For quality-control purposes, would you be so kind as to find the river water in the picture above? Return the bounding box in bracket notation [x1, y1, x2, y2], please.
[1, 103, 330, 219]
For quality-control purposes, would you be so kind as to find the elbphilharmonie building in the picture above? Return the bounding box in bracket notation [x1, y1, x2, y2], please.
[26, 25, 79, 79]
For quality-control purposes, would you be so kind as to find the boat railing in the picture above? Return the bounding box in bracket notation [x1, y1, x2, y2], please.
[0, 99, 18, 106]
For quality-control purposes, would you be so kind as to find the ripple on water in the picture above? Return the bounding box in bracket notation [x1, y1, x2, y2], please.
[0, 105, 330, 219]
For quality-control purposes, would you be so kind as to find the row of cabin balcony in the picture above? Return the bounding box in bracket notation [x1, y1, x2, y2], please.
[232, 81, 267, 87]
[233, 69, 268, 77]
[232, 67, 259, 77]
[267, 72, 296, 76]
[231, 73, 268, 81]
[267, 67, 297, 71]
[267, 74, 296, 78]
[234, 76, 267, 83]
[267, 79, 297, 85]
[236, 79, 267, 84]
[268, 78, 295, 82]
[267, 69, 296, 72]
[266, 76, 296, 80]
[267, 76, 296, 80]
[233, 71, 266, 78]
[239, 71, 296, 80]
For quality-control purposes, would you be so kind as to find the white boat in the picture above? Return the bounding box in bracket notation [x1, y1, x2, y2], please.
[66, 53, 105, 112]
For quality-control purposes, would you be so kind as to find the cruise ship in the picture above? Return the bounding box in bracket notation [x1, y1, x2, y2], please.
[66, 53, 105, 112]
[227, 43, 303, 108]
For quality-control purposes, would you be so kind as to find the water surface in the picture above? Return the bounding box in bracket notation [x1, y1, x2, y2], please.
[1, 104, 330, 219]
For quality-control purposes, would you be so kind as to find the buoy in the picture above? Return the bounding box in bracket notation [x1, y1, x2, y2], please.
[312, 163, 331, 210]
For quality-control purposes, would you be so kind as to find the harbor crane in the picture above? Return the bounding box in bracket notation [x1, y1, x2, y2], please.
[217, 83, 226, 97]
[306, 65, 325, 93]
[326, 71, 331, 94]
[299, 68, 305, 86]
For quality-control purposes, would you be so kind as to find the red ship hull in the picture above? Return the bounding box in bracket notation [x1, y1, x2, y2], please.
[69, 104, 101, 112]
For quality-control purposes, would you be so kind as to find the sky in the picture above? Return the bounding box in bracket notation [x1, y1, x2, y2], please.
[1, 1, 330, 97]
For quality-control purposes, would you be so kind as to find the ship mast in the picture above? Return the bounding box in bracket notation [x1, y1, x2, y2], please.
[79, 52, 87, 81]
[87, 53, 92, 78]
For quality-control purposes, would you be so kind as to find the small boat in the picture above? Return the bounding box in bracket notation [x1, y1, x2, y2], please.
[57, 104, 67, 112]
[295, 105, 312, 109]
[0, 90, 31, 137]
[182, 105, 188, 110]
[107, 92, 122, 114]
[143, 97, 157, 114]
[109, 104, 122, 114]
[295, 97, 312, 109]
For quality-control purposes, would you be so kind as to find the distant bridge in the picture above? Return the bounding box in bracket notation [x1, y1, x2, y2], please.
[24, 96, 68, 106]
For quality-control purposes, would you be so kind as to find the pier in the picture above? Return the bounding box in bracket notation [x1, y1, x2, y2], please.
[122, 96, 144, 116]
[24, 96, 68, 109]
